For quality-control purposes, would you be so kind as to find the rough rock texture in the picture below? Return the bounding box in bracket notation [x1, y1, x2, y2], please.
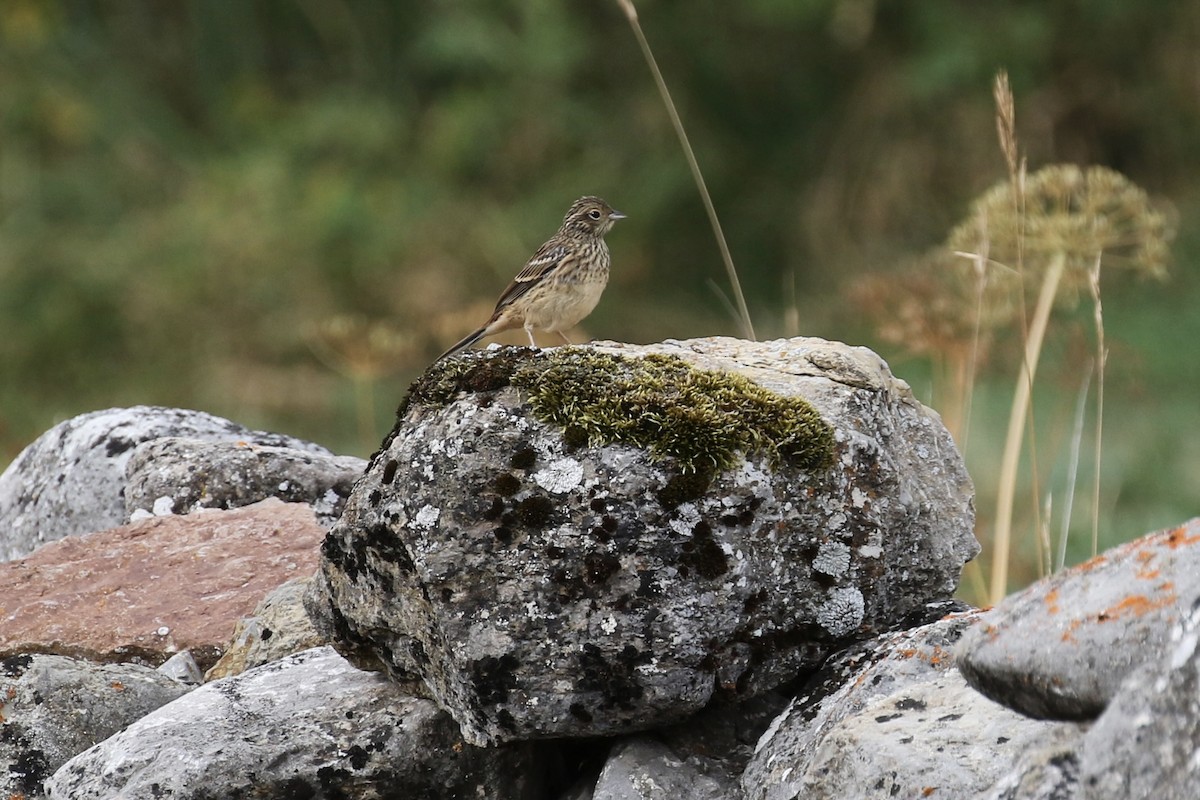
[206, 576, 326, 681]
[124, 436, 366, 529]
[656, 690, 793, 776]
[957, 517, 1200, 720]
[1079, 593, 1200, 799]
[756, 670, 1081, 799]
[1, 653, 190, 797]
[311, 338, 977, 745]
[982, 732, 1083, 800]
[591, 738, 736, 800]
[0, 499, 323, 670]
[45, 647, 540, 800]
[157, 650, 204, 686]
[743, 604, 978, 798]
[0, 405, 332, 561]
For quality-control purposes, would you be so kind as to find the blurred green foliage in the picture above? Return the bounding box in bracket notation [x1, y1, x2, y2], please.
[1, 1, 1197, 585]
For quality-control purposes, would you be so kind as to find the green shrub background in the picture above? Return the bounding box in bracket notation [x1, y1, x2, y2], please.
[1, 1, 1196, 590]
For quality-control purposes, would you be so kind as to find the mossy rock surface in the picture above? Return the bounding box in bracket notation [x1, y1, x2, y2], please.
[317, 337, 978, 746]
[407, 347, 835, 475]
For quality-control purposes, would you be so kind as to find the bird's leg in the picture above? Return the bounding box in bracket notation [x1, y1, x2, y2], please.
[524, 323, 539, 349]
[557, 331, 573, 345]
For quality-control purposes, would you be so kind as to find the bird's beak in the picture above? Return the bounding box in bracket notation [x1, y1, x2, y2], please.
[609, 209, 627, 220]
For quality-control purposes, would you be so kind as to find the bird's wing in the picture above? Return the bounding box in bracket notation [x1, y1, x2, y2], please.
[492, 242, 574, 311]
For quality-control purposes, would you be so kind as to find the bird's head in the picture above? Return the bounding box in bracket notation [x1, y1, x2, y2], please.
[562, 196, 626, 237]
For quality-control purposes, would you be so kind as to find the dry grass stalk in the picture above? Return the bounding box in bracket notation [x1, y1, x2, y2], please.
[1086, 255, 1106, 557]
[614, 0, 756, 340]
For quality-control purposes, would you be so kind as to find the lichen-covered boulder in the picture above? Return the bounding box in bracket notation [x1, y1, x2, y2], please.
[124, 437, 366, 529]
[1, 654, 190, 798]
[45, 647, 539, 800]
[309, 337, 978, 745]
[0, 406, 333, 561]
[956, 517, 1200, 721]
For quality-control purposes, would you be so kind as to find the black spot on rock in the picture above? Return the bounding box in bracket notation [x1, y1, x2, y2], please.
[509, 447, 537, 470]
[9, 746, 50, 794]
[569, 703, 594, 723]
[578, 643, 648, 711]
[562, 425, 589, 450]
[493, 473, 521, 497]
[260, 627, 274, 641]
[381, 459, 398, 485]
[679, 520, 729, 580]
[494, 526, 513, 544]
[368, 489, 382, 506]
[743, 589, 768, 613]
[589, 498, 607, 513]
[482, 496, 505, 521]
[105, 435, 136, 457]
[471, 653, 520, 704]
[2, 654, 33, 677]
[635, 570, 659, 598]
[656, 467, 714, 509]
[601, 515, 618, 532]
[590, 526, 610, 543]
[496, 708, 518, 731]
[583, 551, 621, 585]
[515, 495, 554, 528]
[363, 523, 414, 576]
[345, 744, 371, 769]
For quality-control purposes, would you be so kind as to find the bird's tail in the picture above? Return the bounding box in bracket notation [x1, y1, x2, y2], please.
[436, 326, 488, 362]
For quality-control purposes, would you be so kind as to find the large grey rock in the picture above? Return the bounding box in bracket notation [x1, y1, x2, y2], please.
[311, 337, 978, 745]
[957, 517, 1200, 720]
[747, 670, 1081, 800]
[592, 738, 737, 800]
[1, 654, 189, 798]
[124, 437, 365, 529]
[46, 646, 540, 800]
[743, 607, 979, 799]
[1079, 594, 1200, 799]
[205, 576, 326, 681]
[0, 406, 332, 561]
[981, 732, 1082, 800]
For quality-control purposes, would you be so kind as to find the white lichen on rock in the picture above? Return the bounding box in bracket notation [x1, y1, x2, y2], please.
[812, 541, 852, 578]
[817, 587, 865, 638]
[532, 458, 585, 494]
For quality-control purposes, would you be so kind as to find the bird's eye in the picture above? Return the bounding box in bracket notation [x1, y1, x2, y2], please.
[587, 209, 602, 220]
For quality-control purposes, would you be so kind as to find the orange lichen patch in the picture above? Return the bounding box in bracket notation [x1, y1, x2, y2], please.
[1164, 524, 1200, 549]
[1069, 552, 1110, 574]
[922, 787, 937, 796]
[1044, 588, 1061, 615]
[110, 681, 126, 691]
[1094, 592, 1178, 624]
[1131, 547, 1165, 580]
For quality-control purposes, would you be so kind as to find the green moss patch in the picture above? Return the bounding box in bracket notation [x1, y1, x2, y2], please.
[405, 348, 836, 475]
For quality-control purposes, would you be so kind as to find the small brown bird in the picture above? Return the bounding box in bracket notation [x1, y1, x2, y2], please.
[437, 196, 625, 360]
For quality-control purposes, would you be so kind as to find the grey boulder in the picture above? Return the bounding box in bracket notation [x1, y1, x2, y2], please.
[0, 406, 333, 561]
[956, 517, 1200, 720]
[124, 436, 366, 529]
[592, 738, 736, 800]
[1, 653, 190, 798]
[747, 669, 1081, 800]
[46, 646, 539, 800]
[310, 337, 978, 745]
[205, 576, 326, 681]
[743, 605, 978, 799]
[1079, 593, 1200, 799]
